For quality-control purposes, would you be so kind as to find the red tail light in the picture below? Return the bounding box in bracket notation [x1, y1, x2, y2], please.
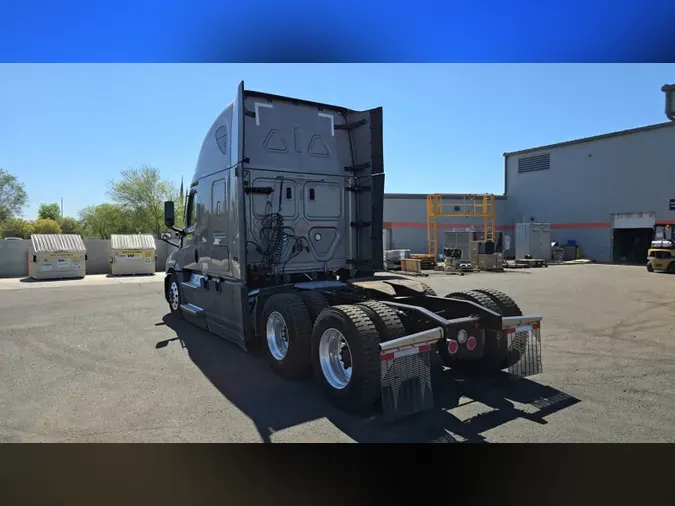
[447, 340, 459, 355]
[466, 336, 477, 351]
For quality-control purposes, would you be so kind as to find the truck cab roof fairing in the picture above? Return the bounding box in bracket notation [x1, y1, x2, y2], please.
[192, 100, 236, 184]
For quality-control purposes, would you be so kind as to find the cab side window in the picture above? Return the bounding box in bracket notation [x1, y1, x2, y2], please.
[212, 179, 225, 216]
[187, 190, 199, 228]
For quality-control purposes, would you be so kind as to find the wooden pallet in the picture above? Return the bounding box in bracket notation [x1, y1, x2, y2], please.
[410, 254, 437, 270]
[401, 271, 429, 277]
[400, 259, 429, 276]
[505, 259, 548, 269]
[504, 262, 531, 269]
[515, 258, 548, 268]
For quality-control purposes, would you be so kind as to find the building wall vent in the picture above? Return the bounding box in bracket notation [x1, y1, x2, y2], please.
[518, 153, 550, 173]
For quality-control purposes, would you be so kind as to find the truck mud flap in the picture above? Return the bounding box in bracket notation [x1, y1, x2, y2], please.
[502, 317, 543, 378]
[380, 343, 434, 422]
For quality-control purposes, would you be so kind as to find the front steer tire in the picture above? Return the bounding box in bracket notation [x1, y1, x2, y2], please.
[311, 305, 381, 412]
[261, 293, 314, 380]
[167, 272, 184, 320]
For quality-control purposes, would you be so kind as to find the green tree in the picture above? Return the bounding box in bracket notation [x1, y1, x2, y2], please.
[38, 202, 61, 221]
[79, 203, 134, 239]
[1, 218, 33, 239]
[58, 216, 83, 235]
[107, 165, 181, 237]
[0, 168, 28, 223]
[31, 218, 62, 235]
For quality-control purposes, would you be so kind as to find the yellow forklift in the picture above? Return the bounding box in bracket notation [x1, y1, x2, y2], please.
[646, 224, 675, 273]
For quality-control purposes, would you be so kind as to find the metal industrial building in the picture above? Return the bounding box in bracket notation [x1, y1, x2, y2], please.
[384, 84, 675, 263]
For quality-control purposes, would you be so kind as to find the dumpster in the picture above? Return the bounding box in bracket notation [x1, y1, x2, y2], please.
[28, 234, 87, 280]
[110, 234, 157, 276]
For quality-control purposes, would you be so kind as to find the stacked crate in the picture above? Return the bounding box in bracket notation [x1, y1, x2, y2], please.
[410, 254, 436, 270]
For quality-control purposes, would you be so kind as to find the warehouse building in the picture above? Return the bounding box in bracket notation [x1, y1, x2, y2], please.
[503, 120, 675, 263]
[384, 84, 675, 264]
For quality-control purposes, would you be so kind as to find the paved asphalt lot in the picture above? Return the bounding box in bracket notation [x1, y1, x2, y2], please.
[2, 265, 675, 443]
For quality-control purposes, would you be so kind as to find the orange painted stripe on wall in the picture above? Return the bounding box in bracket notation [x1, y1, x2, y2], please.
[384, 221, 611, 230]
[551, 222, 610, 229]
[383, 222, 515, 230]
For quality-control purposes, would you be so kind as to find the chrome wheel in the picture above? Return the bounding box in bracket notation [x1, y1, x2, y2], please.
[318, 328, 352, 390]
[266, 311, 289, 361]
[169, 281, 180, 311]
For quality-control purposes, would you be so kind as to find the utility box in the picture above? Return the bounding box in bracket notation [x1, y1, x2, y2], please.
[28, 234, 87, 280]
[515, 223, 552, 260]
[477, 252, 503, 271]
[110, 234, 157, 276]
[446, 230, 504, 263]
[445, 230, 474, 262]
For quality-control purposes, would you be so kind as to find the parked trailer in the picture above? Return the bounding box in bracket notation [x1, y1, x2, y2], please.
[161, 82, 544, 420]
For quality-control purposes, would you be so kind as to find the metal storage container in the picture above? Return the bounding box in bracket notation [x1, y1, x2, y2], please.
[28, 234, 87, 280]
[445, 230, 504, 261]
[444, 230, 474, 261]
[383, 228, 393, 251]
[110, 234, 157, 276]
[515, 223, 552, 260]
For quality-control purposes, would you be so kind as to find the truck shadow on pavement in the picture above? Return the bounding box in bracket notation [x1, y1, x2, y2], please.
[159, 313, 580, 443]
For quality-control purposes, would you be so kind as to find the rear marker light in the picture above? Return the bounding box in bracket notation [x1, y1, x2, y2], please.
[380, 343, 432, 362]
[457, 329, 468, 344]
[466, 336, 477, 351]
[447, 340, 459, 355]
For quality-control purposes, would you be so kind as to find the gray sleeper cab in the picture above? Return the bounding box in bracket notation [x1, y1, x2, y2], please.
[162, 82, 544, 418]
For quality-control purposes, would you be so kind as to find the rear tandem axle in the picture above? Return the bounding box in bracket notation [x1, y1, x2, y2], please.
[245, 277, 543, 421]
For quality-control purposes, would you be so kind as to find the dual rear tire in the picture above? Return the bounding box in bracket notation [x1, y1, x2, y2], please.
[311, 305, 382, 411]
[442, 288, 523, 373]
[260, 287, 524, 411]
[260, 291, 405, 412]
[260, 293, 314, 379]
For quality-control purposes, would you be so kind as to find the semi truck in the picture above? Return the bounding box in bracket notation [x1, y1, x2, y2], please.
[161, 82, 543, 420]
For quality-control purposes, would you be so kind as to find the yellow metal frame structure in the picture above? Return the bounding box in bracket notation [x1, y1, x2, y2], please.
[426, 193, 496, 259]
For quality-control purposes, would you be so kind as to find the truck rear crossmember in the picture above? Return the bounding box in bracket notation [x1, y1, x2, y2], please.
[375, 301, 542, 420]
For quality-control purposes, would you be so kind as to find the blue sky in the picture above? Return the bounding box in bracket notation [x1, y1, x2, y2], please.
[1, 64, 674, 219]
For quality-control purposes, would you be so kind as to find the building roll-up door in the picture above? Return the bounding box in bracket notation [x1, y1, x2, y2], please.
[612, 212, 656, 229]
